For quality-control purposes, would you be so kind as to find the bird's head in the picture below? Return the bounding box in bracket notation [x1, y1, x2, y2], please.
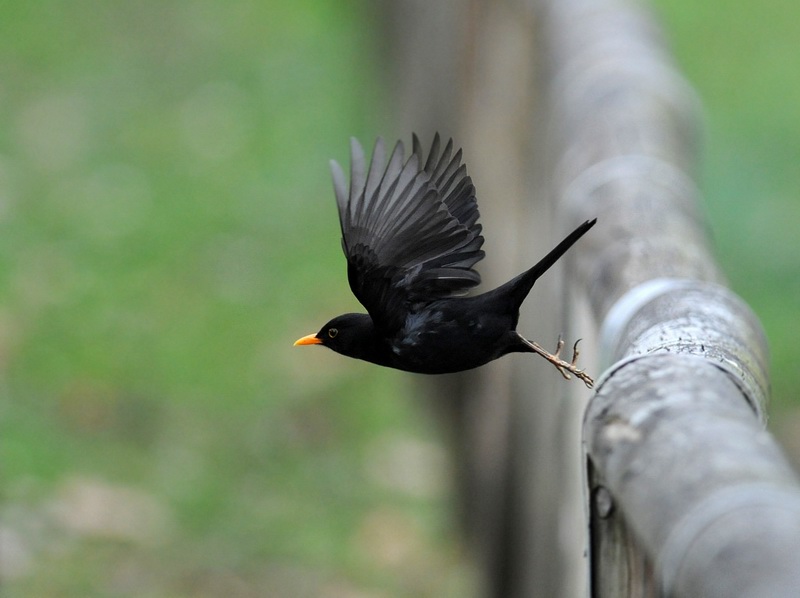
[294, 313, 377, 359]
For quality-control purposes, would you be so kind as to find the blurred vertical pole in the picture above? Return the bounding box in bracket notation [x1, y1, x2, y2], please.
[384, 1, 588, 596]
[383, 0, 800, 596]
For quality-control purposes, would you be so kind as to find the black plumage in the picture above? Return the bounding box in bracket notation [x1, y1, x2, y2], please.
[295, 135, 596, 386]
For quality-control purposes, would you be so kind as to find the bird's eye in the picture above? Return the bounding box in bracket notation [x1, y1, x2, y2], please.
[328, 328, 338, 338]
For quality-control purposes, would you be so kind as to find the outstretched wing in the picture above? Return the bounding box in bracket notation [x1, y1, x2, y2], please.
[330, 133, 485, 335]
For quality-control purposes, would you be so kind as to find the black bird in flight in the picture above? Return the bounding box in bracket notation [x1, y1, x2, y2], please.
[295, 135, 596, 387]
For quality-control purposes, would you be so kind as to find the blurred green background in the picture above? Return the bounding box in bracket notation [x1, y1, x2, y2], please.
[652, 0, 800, 440]
[1, 0, 798, 596]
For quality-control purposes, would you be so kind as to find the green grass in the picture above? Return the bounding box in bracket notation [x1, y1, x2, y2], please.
[0, 1, 471, 596]
[1, 0, 799, 595]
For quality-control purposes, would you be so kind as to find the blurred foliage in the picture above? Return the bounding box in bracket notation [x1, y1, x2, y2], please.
[650, 0, 800, 422]
[0, 0, 472, 596]
[1, 0, 798, 596]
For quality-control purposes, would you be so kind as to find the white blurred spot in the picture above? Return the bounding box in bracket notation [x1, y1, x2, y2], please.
[364, 435, 449, 499]
[354, 508, 424, 569]
[0, 527, 33, 581]
[47, 476, 173, 546]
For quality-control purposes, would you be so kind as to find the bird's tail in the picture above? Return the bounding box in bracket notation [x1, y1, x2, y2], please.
[500, 218, 597, 310]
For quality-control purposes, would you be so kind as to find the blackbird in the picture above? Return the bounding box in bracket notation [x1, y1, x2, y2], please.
[295, 134, 596, 387]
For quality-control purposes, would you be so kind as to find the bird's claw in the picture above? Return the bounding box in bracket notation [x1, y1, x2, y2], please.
[554, 335, 565, 360]
[519, 334, 594, 388]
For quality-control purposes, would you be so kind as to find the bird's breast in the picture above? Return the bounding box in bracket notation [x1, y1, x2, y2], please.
[388, 305, 513, 374]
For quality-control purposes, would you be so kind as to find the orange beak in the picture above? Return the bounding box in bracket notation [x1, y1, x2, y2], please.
[294, 333, 322, 346]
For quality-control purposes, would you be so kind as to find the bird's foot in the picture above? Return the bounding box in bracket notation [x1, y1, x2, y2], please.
[519, 334, 594, 388]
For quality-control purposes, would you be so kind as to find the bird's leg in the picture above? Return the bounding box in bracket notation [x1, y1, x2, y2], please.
[517, 333, 594, 388]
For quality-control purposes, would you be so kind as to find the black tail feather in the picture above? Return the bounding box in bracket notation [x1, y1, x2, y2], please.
[503, 218, 597, 309]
